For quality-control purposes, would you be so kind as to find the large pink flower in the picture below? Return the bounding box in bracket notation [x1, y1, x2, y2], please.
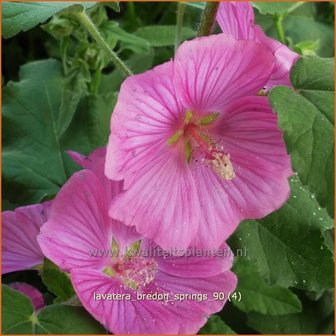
[2, 202, 51, 274]
[105, 33, 292, 250]
[216, 1, 299, 89]
[38, 149, 237, 334]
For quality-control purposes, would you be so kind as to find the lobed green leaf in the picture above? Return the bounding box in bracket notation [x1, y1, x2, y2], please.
[231, 178, 334, 292]
[252, 2, 304, 15]
[233, 258, 302, 315]
[3, 59, 116, 206]
[2, 2, 96, 39]
[2, 285, 106, 334]
[269, 56, 334, 217]
[41, 259, 76, 304]
[135, 25, 195, 47]
[199, 315, 236, 334]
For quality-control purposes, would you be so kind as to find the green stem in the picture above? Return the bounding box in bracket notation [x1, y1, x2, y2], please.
[74, 11, 132, 77]
[175, 2, 186, 52]
[197, 2, 220, 37]
[274, 14, 286, 44]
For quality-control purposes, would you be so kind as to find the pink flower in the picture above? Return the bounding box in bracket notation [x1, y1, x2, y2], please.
[105, 33, 292, 250]
[9, 282, 45, 310]
[2, 202, 51, 274]
[216, 1, 299, 90]
[38, 148, 237, 334]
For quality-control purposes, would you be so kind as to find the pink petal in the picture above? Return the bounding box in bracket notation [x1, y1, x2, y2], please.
[141, 239, 234, 278]
[71, 265, 237, 335]
[109, 144, 200, 250]
[174, 33, 274, 113]
[37, 170, 113, 272]
[67, 147, 106, 173]
[67, 148, 109, 198]
[9, 282, 44, 310]
[191, 96, 292, 247]
[255, 26, 299, 89]
[2, 202, 51, 274]
[190, 161, 242, 248]
[105, 61, 185, 182]
[151, 269, 237, 334]
[68, 148, 141, 250]
[105, 62, 198, 250]
[71, 268, 181, 334]
[216, 2, 255, 40]
[216, 2, 299, 90]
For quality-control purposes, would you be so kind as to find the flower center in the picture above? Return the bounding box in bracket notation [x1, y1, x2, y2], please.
[115, 255, 158, 290]
[168, 110, 235, 180]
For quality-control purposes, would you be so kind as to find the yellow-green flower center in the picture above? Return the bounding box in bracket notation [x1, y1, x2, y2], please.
[167, 110, 235, 180]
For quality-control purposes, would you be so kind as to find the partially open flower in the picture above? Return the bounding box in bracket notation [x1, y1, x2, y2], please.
[105, 33, 292, 250]
[9, 282, 45, 311]
[2, 202, 51, 274]
[216, 1, 299, 90]
[38, 149, 237, 334]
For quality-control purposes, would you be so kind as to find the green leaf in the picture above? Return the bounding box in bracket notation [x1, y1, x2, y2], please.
[2, 285, 106, 334]
[290, 177, 333, 231]
[247, 291, 334, 334]
[2, 285, 34, 334]
[256, 8, 334, 58]
[135, 25, 195, 47]
[316, 289, 334, 334]
[252, 2, 304, 15]
[2, 198, 19, 211]
[57, 70, 89, 137]
[231, 178, 334, 292]
[199, 315, 236, 334]
[269, 56, 334, 217]
[290, 56, 334, 92]
[247, 310, 316, 334]
[100, 22, 150, 54]
[3, 59, 68, 205]
[85, 93, 117, 147]
[35, 305, 107, 334]
[59, 92, 117, 155]
[232, 258, 302, 315]
[41, 259, 75, 304]
[3, 59, 103, 206]
[284, 16, 334, 58]
[56, 91, 117, 177]
[323, 229, 334, 255]
[99, 51, 155, 94]
[2, 2, 96, 39]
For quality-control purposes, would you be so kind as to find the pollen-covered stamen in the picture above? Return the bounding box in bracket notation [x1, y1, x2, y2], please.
[167, 110, 235, 180]
[116, 256, 157, 290]
[204, 152, 235, 180]
[186, 124, 235, 180]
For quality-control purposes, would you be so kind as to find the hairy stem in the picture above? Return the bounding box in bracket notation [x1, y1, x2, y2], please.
[197, 2, 220, 37]
[75, 11, 132, 77]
